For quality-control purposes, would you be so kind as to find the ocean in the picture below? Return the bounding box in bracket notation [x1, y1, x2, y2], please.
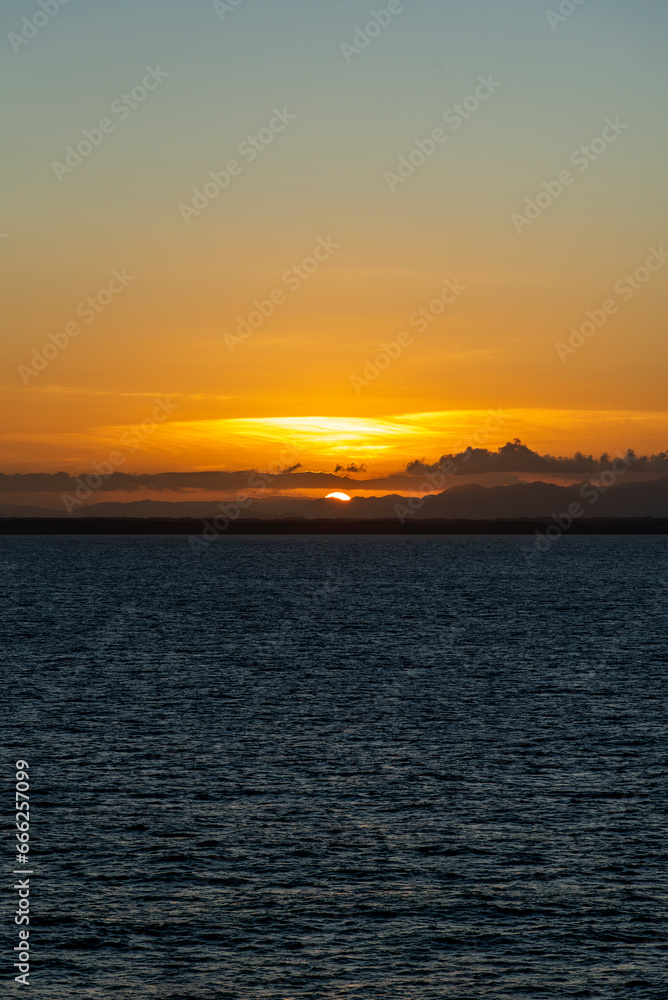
[2, 534, 667, 998]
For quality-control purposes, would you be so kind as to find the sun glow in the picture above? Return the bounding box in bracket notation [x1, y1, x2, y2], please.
[326, 492, 352, 501]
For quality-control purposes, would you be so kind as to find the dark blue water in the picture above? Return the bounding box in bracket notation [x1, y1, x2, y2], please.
[2, 535, 667, 998]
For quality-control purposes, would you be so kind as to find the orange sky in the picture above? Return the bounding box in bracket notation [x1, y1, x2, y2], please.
[2, 0, 666, 476]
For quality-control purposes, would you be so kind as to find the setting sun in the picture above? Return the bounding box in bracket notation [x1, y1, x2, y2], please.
[326, 492, 352, 502]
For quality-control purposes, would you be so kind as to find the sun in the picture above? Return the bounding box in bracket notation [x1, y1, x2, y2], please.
[326, 492, 351, 501]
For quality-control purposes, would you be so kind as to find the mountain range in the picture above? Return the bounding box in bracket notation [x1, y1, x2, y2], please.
[1, 476, 668, 520]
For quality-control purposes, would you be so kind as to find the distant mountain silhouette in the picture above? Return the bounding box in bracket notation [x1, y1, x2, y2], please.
[1, 476, 667, 520]
[0, 498, 312, 519]
[304, 477, 668, 519]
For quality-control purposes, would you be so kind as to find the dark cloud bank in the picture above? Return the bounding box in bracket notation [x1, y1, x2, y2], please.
[406, 439, 668, 476]
[1, 441, 666, 495]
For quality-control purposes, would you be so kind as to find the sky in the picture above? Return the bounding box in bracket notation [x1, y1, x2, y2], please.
[1, 0, 667, 480]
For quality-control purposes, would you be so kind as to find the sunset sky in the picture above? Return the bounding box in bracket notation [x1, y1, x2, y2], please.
[2, 0, 667, 479]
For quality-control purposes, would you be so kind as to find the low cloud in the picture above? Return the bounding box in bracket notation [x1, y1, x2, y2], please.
[1, 441, 667, 500]
[334, 463, 367, 473]
[406, 439, 668, 475]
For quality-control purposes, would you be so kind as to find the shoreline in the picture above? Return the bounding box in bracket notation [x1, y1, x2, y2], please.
[1, 517, 668, 535]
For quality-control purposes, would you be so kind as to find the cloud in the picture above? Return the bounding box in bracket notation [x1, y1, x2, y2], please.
[334, 463, 367, 473]
[0, 441, 667, 499]
[406, 440, 668, 475]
